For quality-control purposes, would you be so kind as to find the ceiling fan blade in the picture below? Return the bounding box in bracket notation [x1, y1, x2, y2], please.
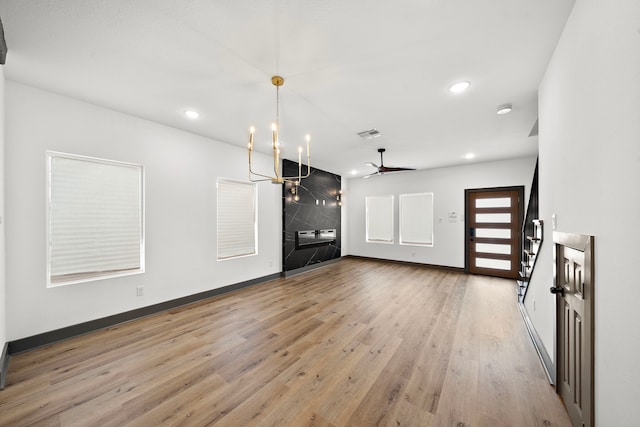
[378, 166, 416, 173]
[362, 172, 381, 179]
[363, 149, 413, 177]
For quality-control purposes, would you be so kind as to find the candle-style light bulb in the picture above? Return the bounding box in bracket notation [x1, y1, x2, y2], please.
[271, 123, 277, 148]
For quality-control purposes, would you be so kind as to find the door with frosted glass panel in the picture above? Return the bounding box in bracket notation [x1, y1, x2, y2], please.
[465, 187, 523, 279]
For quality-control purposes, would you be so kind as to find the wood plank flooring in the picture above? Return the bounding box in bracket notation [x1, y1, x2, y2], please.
[0, 258, 572, 426]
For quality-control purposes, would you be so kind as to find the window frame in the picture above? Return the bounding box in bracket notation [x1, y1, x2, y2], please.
[399, 192, 434, 247]
[365, 194, 395, 244]
[46, 151, 145, 287]
[216, 178, 258, 260]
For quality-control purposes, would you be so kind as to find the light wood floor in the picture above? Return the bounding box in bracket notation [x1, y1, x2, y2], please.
[0, 258, 571, 426]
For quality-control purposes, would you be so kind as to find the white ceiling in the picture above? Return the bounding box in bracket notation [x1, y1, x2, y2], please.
[0, 0, 575, 177]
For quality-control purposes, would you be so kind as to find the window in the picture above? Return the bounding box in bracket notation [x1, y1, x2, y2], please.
[47, 152, 144, 287]
[366, 195, 394, 243]
[399, 192, 434, 246]
[217, 178, 257, 260]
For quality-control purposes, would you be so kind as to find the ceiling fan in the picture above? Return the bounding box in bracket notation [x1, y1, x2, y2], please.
[364, 148, 416, 178]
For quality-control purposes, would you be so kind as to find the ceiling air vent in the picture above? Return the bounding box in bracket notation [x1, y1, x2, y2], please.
[357, 128, 382, 140]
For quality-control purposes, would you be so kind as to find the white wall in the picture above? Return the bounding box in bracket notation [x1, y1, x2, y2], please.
[0, 66, 6, 350]
[530, 0, 640, 424]
[5, 82, 282, 341]
[346, 156, 537, 267]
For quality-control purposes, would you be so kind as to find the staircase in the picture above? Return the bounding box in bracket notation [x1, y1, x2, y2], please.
[517, 159, 543, 302]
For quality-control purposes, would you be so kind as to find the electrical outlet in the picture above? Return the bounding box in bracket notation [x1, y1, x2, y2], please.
[136, 286, 144, 296]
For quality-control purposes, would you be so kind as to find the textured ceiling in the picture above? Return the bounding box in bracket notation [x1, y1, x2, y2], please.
[0, 0, 575, 176]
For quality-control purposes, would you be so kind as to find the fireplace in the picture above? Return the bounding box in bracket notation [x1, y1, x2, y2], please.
[295, 229, 337, 249]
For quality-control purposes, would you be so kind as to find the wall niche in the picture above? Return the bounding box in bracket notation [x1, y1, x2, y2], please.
[282, 159, 341, 273]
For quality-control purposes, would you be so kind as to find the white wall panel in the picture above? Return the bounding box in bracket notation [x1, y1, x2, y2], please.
[0, 67, 6, 350]
[534, 0, 640, 423]
[345, 156, 536, 267]
[5, 82, 282, 340]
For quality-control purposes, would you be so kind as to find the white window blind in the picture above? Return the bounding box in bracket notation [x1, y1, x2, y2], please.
[400, 192, 434, 246]
[47, 152, 144, 286]
[366, 195, 394, 243]
[217, 179, 257, 260]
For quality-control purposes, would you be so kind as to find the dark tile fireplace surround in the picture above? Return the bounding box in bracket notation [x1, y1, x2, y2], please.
[282, 159, 341, 274]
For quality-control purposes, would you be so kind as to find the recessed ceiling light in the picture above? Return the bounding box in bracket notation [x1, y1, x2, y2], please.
[497, 104, 512, 115]
[184, 110, 200, 119]
[449, 81, 470, 94]
[464, 153, 475, 160]
[350, 170, 358, 175]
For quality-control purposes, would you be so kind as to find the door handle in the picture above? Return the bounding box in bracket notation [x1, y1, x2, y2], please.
[469, 227, 475, 242]
[550, 286, 565, 296]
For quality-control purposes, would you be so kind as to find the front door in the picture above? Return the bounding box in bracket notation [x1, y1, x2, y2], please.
[552, 232, 595, 427]
[465, 187, 523, 279]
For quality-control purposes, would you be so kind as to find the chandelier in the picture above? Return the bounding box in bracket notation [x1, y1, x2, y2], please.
[248, 76, 311, 185]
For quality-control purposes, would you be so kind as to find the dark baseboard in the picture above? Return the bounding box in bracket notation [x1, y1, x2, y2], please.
[283, 257, 342, 277]
[518, 302, 555, 384]
[344, 255, 465, 273]
[0, 342, 8, 390]
[7, 272, 281, 356]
